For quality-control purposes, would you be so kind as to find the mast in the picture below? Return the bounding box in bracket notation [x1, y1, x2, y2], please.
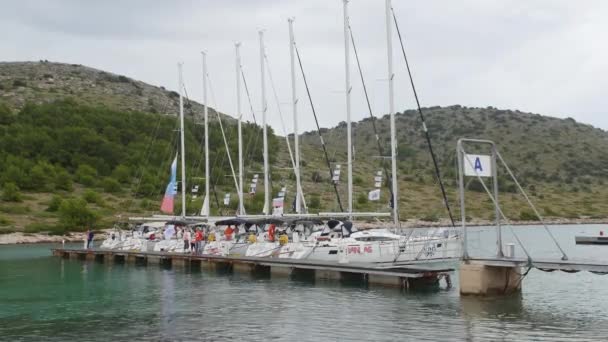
[386, 0, 398, 227]
[235, 43, 245, 215]
[343, 0, 353, 218]
[288, 18, 301, 214]
[178, 62, 187, 218]
[201, 53, 210, 217]
[259, 30, 270, 215]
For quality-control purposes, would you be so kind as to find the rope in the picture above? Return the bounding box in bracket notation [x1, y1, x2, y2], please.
[495, 151, 568, 260]
[293, 42, 344, 212]
[391, 7, 456, 228]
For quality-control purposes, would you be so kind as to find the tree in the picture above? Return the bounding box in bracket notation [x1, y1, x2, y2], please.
[58, 198, 97, 230]
[1, 182, 22, 202]
[54, 168, 73, 191]
[76, 164, 97, 186]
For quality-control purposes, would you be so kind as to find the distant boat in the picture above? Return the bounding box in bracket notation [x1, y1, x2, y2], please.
[575, 231, 608, 245]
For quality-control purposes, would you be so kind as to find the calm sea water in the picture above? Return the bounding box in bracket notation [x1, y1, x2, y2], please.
[2, 224, 608, 341]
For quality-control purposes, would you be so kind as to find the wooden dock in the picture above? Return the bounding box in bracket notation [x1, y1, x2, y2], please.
[52, 248, 456, 289]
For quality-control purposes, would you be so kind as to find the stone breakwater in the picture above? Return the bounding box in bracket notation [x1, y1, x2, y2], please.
[0, 231, 108, 245]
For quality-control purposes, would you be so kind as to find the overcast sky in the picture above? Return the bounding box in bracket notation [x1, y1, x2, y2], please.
[3, 0, 607, 132]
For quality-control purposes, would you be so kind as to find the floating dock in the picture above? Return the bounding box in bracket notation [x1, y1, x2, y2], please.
[52, 248, 455, 289]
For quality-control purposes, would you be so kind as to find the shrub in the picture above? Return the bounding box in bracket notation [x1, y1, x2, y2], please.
[309, 195, 321, 209]
[357, 193, 368, 205]
[421, 213, 439, 222]
[82, 189, 103, 205]
[353, 176, 364, 186]
[24, 222, 55, 233]
[112, 165, 131, 184]
[54, 169, 73, 191]
[58, 198, 97, 231]
[2, 182, 22, 202]
[0, 102, 14, 125]
[12, 79, 26, 87]
[47, 195, 63, 212]
[519, 210, 539, 221]
[102, 177, 121, 193]
[0, 215, 11, 226]
[311, 171, 322, 183]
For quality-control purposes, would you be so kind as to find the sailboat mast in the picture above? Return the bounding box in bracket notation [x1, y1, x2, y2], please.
[201, 53, 210, 217]
[343, 0, 353, 218]
[259, 30, 270, 215]
[288, 18, 301, 214]
[385, 0, 398, 227]
[178, 62, 187, 218]
[235, 43, 245, 215]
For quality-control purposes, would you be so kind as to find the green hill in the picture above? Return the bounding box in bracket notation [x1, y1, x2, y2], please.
[1, 61, 607, 234]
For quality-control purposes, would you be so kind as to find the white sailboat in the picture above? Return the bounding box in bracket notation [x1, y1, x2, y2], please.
[300, 0, 460, 265]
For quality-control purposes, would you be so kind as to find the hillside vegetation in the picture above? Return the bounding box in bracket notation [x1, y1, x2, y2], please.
[1, 61, 607, 234]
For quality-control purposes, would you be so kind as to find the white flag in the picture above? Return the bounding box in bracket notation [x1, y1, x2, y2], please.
[368, 189, 381, 201]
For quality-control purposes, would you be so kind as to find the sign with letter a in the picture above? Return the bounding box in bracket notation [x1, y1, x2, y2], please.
[463, 154, 492, 177]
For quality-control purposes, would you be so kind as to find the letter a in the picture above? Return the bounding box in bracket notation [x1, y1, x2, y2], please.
[474, 157, 483, 172]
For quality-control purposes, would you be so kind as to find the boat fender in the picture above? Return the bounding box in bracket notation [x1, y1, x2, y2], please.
[208, 233, 216, 242]
[279, 234, 289, 246]
[248, 234, 257, 244]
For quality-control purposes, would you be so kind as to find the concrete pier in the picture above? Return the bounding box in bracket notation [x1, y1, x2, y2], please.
[51, 248, 454, 291]
[459, 261, 522, 295]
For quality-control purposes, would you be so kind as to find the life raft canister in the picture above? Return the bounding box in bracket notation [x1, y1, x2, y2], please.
[278, 234, 289, 246]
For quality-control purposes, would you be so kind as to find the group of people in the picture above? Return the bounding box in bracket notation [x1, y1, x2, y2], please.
[181, 227, 205, 253]
[157, 224, 239, 254]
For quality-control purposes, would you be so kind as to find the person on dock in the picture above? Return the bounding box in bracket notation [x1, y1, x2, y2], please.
[224, 225, 235, 241]
[86, 229, 94, 249]
[267, 224, 276, 242]
[194, 228, 204, 254]
[190, 230, 196, 252]
[183, 228, 191, 253]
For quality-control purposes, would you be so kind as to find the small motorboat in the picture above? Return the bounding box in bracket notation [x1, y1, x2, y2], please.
[575, 231, 608, 245]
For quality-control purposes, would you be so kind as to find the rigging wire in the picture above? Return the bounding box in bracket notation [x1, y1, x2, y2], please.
[239, 66, 264, 175]
[348, 23, 395, 217]
[391, 6, 456, 228]
[293, 42, 345, 212]
[207, 70, 243, 214]
[264, 51, 308, 212]
[123, 95, 174, 215]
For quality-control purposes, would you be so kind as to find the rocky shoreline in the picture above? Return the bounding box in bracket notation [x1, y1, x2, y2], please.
[1, 218, 607, 245]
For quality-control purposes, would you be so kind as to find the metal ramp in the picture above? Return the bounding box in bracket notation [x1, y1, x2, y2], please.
[456, 138, 608, 276]
[466, 257, 608, 274]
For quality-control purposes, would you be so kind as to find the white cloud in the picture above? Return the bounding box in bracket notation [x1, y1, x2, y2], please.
[2, 0, 607, 131]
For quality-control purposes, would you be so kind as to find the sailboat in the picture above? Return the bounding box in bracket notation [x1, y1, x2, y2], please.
[293, 0, 460, 265]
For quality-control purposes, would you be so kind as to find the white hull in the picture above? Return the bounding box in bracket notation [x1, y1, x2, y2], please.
[306, 231, 460, 264]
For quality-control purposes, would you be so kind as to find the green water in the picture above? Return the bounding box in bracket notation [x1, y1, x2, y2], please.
[2, 225, 608, 341]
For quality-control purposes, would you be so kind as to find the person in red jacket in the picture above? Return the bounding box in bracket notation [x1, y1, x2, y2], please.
[268, 224, 276, 242]
[224, 225, 235, 241]
[194, 228, 204, 254]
